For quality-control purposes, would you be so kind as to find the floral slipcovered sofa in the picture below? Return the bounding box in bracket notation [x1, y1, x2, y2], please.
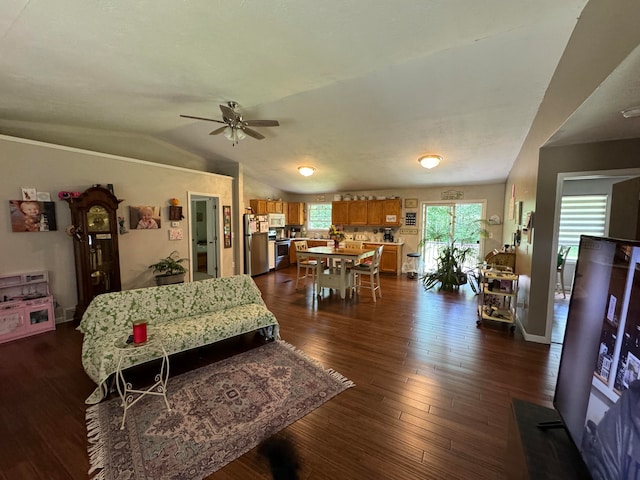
[78, 274, 279, 404]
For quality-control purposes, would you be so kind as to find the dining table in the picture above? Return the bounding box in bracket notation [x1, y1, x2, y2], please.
[300, 245, 377, 299]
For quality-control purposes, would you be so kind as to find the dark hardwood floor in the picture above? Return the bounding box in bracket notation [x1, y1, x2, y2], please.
[0, 267, 565, 479]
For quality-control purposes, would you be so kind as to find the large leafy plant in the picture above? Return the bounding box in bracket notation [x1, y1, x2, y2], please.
[419, 206, 490, 292]
[421, 239, 473, 291]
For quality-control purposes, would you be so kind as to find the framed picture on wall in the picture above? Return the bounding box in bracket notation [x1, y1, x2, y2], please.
[404, 198, 418, 209]
[9, 200, 57, 232]
[129, 205, 161, 230]
[223, 205, 232, 248]
[21, 187, 37, 201]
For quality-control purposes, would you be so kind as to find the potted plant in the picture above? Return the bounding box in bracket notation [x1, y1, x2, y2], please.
[149, 251, 188, 286]
[420, 239, 473, 292]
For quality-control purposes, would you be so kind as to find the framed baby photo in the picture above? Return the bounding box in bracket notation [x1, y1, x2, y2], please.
[129, 205, 161, 230]
[9, 200, 57, 232]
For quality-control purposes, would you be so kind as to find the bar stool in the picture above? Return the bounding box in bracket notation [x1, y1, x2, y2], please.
[406, 252, 421, 279]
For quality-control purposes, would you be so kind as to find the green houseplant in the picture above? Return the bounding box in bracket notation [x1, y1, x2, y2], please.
[420, 239, 473, 291]
[419, 209, 493, 293]
[149, 251, 188, 285]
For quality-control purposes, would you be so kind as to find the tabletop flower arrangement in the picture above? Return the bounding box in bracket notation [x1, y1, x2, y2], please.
[328, 224, 345, 248]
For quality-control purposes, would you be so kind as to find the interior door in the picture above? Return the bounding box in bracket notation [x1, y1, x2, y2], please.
[610, 177, 640, 240]
[190, 195, 220, 280]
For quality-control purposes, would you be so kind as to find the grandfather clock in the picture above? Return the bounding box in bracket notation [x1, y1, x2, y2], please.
[66, 186, 122, 322]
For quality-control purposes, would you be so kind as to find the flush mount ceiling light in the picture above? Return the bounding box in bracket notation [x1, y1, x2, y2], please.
[418, 154, 442, 169]
[621, 107, 640, 118]
[297, 166, 316, 177]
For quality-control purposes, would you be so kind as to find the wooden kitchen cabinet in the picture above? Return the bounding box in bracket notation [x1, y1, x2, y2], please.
[331, 201, 349, 225]
[380, 245, 399, 273]
[332, 198, 402, 226]
[382, 199, 402, 226]
[250, 199, 284, 215]
[267, 201, 283, 213]
[348, 200, 368, 225]
[250, 199, 267, 214]
[287, 202, 305, 225]
[364, 243, 402, 275]
[289, 240, 300, 264]
[367, 200, 383, 225]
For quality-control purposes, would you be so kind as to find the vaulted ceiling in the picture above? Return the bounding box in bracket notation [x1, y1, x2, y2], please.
[3, 0, 636, 195]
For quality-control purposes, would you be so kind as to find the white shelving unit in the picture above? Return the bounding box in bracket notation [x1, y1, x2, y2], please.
[477, 268, 519, 332]
[0, 271, 55, 344]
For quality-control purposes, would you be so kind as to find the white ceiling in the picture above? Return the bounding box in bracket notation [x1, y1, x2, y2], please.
[0, 0, 617, 195]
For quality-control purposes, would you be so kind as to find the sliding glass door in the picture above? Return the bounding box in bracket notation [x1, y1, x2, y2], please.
[420, 202, 485, 273]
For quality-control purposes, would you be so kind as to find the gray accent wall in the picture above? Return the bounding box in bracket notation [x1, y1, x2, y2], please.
[528, 139, 640, 337]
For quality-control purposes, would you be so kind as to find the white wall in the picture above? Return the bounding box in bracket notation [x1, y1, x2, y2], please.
[0, 135, 234, 322]
[243, 175, 288, 209]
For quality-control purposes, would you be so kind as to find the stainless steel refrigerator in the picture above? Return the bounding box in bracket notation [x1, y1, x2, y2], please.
[243, 214, 270, 276]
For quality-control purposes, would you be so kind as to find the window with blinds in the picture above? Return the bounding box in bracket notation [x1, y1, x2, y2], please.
[558, 194, 608, 260]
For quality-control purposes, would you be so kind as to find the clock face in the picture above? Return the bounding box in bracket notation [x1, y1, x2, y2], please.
[87, 205, 110, 232]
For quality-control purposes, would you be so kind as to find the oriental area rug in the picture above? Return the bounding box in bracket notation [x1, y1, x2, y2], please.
[86, 340, 354, 480]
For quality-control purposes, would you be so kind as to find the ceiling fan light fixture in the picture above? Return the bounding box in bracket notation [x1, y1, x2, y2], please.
[236, 128, 247, 140]
[621, 107, 640, 118]
[223, 126, 234, 140]
[418, 154, 442, 169]
[298, 166, 316, 177]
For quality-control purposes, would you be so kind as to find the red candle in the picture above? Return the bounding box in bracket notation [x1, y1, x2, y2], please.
[133, 320, 147, 344]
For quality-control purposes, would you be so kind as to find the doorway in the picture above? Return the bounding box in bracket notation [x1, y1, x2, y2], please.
[189, 194, 220, 281]
[551, 174, 640, 343]
[419, 201, 485, 273]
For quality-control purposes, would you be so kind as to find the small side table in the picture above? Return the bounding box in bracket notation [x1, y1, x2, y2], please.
[114, 333, 171, 429]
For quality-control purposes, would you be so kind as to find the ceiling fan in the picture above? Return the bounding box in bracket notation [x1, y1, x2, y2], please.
[180, 101, 279, 146]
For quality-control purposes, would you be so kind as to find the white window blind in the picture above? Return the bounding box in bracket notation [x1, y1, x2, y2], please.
[559, 195, 608, 259]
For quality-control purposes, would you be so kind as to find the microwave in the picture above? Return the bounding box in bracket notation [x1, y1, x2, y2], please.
[267, 213, 286, 228]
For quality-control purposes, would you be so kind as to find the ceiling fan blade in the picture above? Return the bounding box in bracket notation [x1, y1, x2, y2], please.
[180, 114, 225, 124]
[242, 127, 265, 140]
[209, 126, 227, 136]
[243, 119, 280, 127]
[220, 104, 239, 122]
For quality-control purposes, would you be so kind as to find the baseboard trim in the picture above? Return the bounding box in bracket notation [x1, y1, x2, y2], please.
[518, 320, 551, 344]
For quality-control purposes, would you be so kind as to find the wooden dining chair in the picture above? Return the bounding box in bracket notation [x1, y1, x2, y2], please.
[351, 245, 383, 302]
[295, 240, 318, 291]
[335, 241, 364, 270]
[556, 245, 571, 298]
[343, 240, 364, 249]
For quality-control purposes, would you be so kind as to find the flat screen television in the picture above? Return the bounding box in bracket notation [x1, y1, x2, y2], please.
[554, 235, 640, 479]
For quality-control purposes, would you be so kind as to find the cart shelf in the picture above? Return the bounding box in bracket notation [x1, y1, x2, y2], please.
[477, 268, 519, 332]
